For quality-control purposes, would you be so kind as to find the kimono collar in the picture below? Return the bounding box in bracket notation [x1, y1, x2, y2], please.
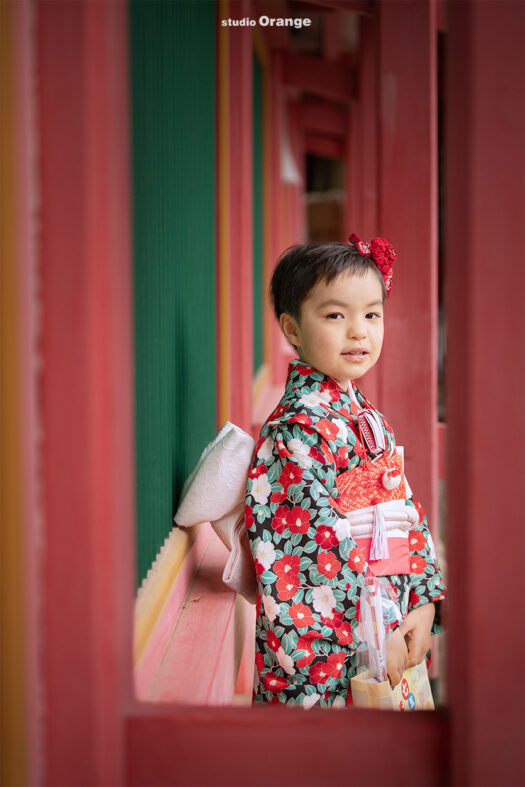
[285, 359, 356, 408]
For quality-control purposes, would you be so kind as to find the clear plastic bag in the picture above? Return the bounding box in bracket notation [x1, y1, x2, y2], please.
[354, 576, 403, 681]
[351, 577, 434, 710]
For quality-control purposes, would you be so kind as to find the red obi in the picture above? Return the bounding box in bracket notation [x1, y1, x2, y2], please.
[336, 453, 412, 575]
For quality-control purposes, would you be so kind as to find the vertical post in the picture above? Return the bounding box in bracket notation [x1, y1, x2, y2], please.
[377, 0, 439, 531]
[357, 13, 378, 242]
[228, 0, 253, 430]
[0, 2, 27, 784]
[445, 1, 525, 784]
[269, 50, 289, 384]
[37, 1, 134, 783]
[351, 12, 380, 405]
[216, 0, 231, 428]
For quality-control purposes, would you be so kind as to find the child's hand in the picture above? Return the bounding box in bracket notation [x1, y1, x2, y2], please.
[385, 628, 408, 686]
[398, 602, 435, 667]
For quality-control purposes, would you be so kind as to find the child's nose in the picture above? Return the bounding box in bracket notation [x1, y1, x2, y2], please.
[348, 319, 367, 339]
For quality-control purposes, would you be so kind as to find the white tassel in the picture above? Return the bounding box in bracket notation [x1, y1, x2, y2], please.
[370, 504, 390, 561]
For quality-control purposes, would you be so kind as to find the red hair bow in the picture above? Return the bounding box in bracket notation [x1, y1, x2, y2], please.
[348, 233, 397, 296]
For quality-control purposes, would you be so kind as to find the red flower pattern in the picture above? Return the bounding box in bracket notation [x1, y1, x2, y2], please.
[287, 506, 311, 534]
[410, 555, 427, 574]
[295, 632, 323, 668]
[409, 529, 426, 552]
[279, 463, 304, 491]
[317, 551, 341, 579]
[326, 652, 345, 677]
[266, 630, 282, 652]
[296, 364, 314, 376]
[276, 440, 292, 458]
[274, 554, 300, 579]
[276, 576, 300, 601]
[320, 609, 344, 629]
[262, 672, 289, 693]
[335, 622, 353, 645]
[316, 419, 340, 443]
[272, 505, 293, 534]
[309, 660, 331, 685]
[335, 445, 349, 470]
[320, 441, 335, 464]
[254, 560, 265, 578]
[293, 413, 313, 427]
[249, 463, 268, 479]
[269, 402, 289, 419]
[315, 526, 339, 549]
[347, 547, 366, 573]
[412, 497, 425, 524]
[289, 602, 315, 628]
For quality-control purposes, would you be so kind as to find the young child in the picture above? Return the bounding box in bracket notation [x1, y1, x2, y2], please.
[245, 235, 446, 708]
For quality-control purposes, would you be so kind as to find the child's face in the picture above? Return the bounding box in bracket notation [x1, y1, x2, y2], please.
[280, 270, 384, 388]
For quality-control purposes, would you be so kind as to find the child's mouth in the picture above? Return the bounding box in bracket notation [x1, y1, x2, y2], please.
[342, 351, 369, 361]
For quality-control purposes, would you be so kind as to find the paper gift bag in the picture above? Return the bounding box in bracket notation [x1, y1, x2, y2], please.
[351, 661, 435, 710]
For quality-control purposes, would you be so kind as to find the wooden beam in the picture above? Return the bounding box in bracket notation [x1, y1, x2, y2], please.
[126, 707, 449, 786]
[296, 0, 374, 14]
[304, 133, 344, 158]
[283, 52, 356, 101]
[293, 99, 347, 137]
[323, 7, 342, 60]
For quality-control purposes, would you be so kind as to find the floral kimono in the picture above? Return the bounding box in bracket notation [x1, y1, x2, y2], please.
[245, 359, 446, 708]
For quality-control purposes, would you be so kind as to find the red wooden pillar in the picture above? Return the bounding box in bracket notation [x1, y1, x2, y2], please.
[228, 0, 253, 430]
[445, 1, 525, 784]
[357, 13, 378, 243]
[377, 0, 439, 531]
[350, 11, 380, 405]
[37, 2, 135, 784]
[269, 50, 290, 384]
[345, 101, 362, 236]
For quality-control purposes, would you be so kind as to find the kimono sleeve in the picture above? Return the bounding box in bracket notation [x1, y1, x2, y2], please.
[245, 421, 374, 655]
[405, 493, 447, 635]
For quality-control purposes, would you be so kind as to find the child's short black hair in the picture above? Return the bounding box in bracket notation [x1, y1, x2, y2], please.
[270, 242, 387, 320]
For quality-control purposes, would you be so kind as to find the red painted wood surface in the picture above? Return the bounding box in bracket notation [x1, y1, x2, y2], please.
[269, 50, 290, 384]
[304, 133, 344, 160]
[445, 2, 525, 784]
[287, 99, 304, 244]
[134, 526, 212, 701]
[147, 529, 246, 706]
[37, 2, 134, 784]
[228, 0, 254, 431]
[376, 0, 439, 534]
[13, 2, 41, 783]
[283, 52, 356, 103]
[126, 706, 449, 786]
[346, 15, 379, 406]
[296, 99, 347, 138]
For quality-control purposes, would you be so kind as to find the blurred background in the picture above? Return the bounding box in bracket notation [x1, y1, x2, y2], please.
[1, 1, 523, 785]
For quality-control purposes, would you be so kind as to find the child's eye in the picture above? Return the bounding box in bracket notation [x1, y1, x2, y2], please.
[326, 313, 343, 320]
[366, 312, 382, 320]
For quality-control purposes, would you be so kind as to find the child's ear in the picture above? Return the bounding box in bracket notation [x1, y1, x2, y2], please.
[279, 312, 301, 349]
